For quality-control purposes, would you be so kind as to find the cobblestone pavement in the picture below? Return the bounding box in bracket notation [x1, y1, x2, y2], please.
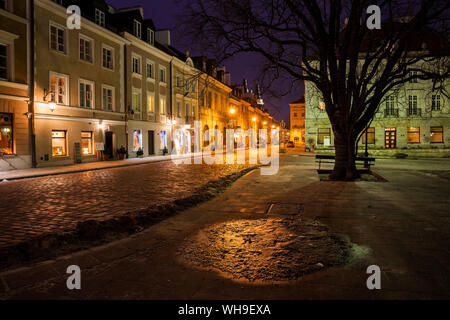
[0, 161, 251, 247]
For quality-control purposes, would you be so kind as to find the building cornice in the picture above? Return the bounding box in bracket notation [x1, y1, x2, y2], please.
[0, 8, 28, 25]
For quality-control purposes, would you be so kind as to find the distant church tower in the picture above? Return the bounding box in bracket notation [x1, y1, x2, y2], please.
[256, 84, 264, 109]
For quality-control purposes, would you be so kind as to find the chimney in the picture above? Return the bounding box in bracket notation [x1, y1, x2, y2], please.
[155, 30, 171, 46]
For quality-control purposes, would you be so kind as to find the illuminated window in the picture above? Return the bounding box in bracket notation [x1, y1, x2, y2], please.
[50, 73, 68, 105]
[147, 93, 154, 113]
[0, 113, 13, 155]
[132, 90, 141, 113]
[52, 130, 67, 156]
[430, 126, 443, 143]
[160, 96, 166, 115]
[317, 128, 331, 144]
[133, 130, 142, 151]
[81, 131, 93, 155]
[50, 23, 66, 54]
[362, 127, 375, 144]
[407, 127, 420, 144]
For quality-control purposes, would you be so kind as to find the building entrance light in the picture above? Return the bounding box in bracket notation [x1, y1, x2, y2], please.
[43, 89, 56, 112]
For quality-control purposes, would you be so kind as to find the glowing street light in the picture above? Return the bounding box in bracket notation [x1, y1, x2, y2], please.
[229, 108, 236, 115]
[252, 117, 257, 121]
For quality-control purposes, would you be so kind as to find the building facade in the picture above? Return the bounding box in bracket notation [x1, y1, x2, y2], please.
[33, 0, 127, 167]
[0, 0, 31, 170]
[289, 97, 305, 150]
[0, 0, 282, 170]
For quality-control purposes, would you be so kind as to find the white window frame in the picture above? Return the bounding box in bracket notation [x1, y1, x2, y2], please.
[95, 8, 105, 27]
[101, 44, 114, 71]
[132, 53, 142, 76]
[133, 20, 142, 38]
[79, 79, 95, 109]
[147, 28, 154, 45]
[132, 87, 142, 113]
[49, 71, 69, 106]
[49, 21, 67, 55]
[79, 34, 94, 64]
[101, 85, 115, 111]
[0, 30, 17, 82]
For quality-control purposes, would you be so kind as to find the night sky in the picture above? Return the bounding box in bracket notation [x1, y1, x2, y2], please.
[106, 0, 304, 125]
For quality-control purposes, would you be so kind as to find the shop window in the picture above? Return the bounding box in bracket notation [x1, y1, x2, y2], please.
[160, 96, 166, 115]
[0, 113, 13, 155]
[52, 130, 67, 156]
[407, 127, 420, 144]
[160, 131, 167, 149]
[362, 127, 375, 144]
[133, 130, 142, 151]
[81, 131, 93, 155]
[317, 128, 331, 144]
[430, 126, 443, 143]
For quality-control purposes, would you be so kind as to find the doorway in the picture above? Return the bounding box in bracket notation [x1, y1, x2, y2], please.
[105, 131, 114, 158]
[148, 130, 155, 155]
[385, 128, 396, 149]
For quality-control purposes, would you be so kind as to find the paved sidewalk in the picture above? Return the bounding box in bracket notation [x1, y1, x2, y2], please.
[0, 154, 449, 299]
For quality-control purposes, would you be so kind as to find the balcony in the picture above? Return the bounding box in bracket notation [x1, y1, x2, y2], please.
[384, 108, 399, 117]
[407, 108, 422, 117]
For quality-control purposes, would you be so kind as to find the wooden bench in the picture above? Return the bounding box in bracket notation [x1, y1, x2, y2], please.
[316, 155, 375, 170]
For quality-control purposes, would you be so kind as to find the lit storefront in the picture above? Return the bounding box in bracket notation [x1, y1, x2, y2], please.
[0, 113, 13, 155]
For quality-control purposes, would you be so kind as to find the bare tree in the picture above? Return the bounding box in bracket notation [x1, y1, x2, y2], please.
[178, 0, 450, 180]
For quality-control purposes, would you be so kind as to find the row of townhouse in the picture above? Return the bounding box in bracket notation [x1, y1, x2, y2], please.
[0, 0, 279, 170]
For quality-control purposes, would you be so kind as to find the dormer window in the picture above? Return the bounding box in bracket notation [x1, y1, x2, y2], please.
[133, 20, 142, 38]
[147, 28, 154, 45]
[95, 9, 105, 27]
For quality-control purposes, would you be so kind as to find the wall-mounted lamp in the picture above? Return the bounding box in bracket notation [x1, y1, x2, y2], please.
[263, 121, 267, 125]
[229, 108, 236, 115]
[252, 117, 257, 122]
[43, 89, 56, 112]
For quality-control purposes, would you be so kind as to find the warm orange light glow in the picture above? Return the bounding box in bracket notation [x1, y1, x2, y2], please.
[263, 121, 267, 125]
[271, 125, 275, 128]
[229, 108, 236, 114]
[49, 102, 56, 111]
[252, 117, 257, 121]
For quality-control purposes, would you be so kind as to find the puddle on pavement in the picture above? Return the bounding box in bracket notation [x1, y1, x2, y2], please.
[176, 217, 351, 283]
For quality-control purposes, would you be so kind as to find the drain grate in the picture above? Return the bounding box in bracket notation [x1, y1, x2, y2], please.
[265, 202, 304, 216]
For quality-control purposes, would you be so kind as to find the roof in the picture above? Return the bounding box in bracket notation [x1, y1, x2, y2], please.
[290, 97, 305, 104]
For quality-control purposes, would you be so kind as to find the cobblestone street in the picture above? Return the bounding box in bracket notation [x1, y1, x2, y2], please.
[0, 160, 251, 247]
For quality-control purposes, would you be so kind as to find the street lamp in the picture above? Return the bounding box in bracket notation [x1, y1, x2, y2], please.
[229, 108, 236, 115]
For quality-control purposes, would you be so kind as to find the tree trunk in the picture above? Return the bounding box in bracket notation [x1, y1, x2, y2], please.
[330, 132, 359, 181]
